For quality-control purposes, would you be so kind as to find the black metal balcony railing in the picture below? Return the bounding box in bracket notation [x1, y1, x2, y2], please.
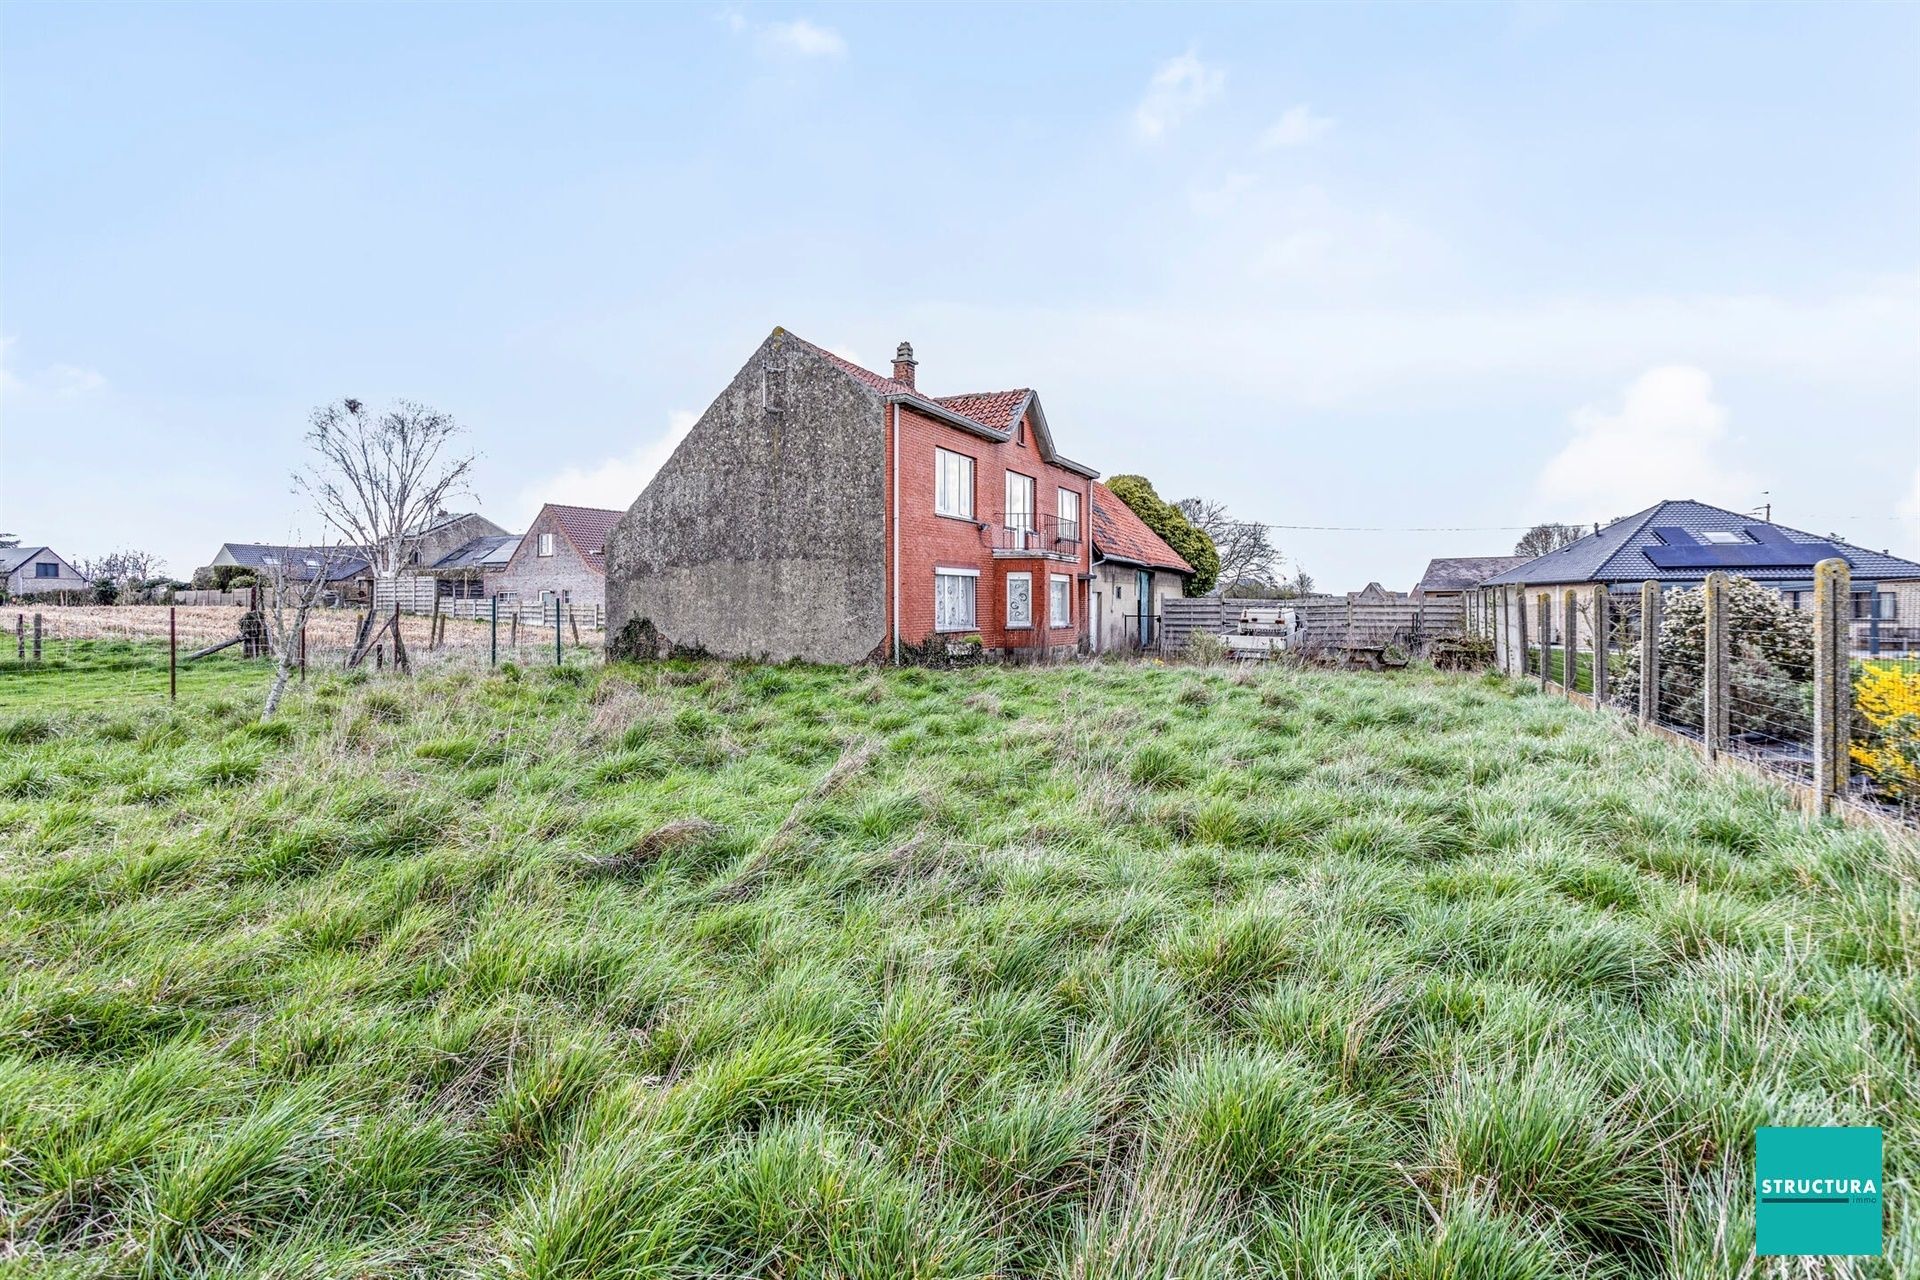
[992, 516, 1081, 558]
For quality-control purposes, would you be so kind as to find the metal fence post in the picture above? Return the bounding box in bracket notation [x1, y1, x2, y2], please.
[1589, 585, 1609, 703]
[1562, 590, 1579, 695]
[490, 596, 499, 667]
[554, 598, 563, 666]
[169, 607, 177, 701]
[1537, 593, 1552, 690]
[16, 612, 24, 661]
[1703, 571, 1730, 759]
[1638, 582, 1660, 726]
[1812, 557, 1851, 811]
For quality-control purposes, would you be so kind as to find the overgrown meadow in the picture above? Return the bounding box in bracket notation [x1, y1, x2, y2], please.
[0, 656, 1913, 1278]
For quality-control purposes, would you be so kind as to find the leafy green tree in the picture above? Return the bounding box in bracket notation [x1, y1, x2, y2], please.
[1107, 474, 1219, 595]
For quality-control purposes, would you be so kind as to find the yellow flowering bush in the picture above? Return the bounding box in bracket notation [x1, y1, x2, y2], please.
[1851, 663, 1920, 799]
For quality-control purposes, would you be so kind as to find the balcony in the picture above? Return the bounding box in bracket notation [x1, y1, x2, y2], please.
[991, 517, 1082, 561]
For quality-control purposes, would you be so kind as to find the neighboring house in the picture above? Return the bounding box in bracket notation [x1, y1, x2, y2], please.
[395, 512, 510, 573]
[1346, 582, 1405, 604]
[492, 504, 623, 615]
[374, 532, 521, 612]
[1482, 498, 1920, 662]
[2, 545, 88, 596]
[1412, 556, 1529, 602]
[203, 543, 374, 599]
[1089, 481, 1191, 652]
[605, 328, 1099, 663]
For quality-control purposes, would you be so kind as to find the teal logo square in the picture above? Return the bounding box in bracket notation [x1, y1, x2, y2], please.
[1756, 1126, 1882, 1256]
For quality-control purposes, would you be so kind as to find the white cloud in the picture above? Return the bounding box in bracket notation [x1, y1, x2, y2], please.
[515, 410, 697, 525]
[1260, 104, 1334, 149]
[0, 341, 108, 404]
[724, 11, 846, 60]
[1133, 51, 1225, 142]
[1533, 366, 1757, 516]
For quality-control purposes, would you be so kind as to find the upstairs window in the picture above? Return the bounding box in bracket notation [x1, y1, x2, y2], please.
[1005, 472, 1035, 532]
[35, 562, 59, 578]
[537, 533, 556, 557]
[1057, 488, 1081, 544]
[935, 448, 974, 519]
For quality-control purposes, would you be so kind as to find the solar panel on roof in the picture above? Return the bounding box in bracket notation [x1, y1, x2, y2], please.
[1642, 525, 1840, 570]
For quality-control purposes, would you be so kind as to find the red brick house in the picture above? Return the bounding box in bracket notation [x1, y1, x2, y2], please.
[492, 503, 624, 617]
[606, 329, 1101, 663]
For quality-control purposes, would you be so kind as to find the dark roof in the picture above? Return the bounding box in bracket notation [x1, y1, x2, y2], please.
[1415, 555, 1531, 594]
[432, 534, 519, 570]
[215, 543, 369, 582]
[0, 546, 50, 573]
[543, 504, 625, 567]
[1482, 500, 1920, 586]
[1090, 482, 1193, 574]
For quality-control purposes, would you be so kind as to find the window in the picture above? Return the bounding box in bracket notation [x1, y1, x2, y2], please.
[1853, 592, 1897, 620]
[35, 562, 59, 578]
[1049, 574, 1071, 627]
[537, 533, 556, 557]
[1701, 530, 1745, 545]
[935, 448, 974, 518]
[1005, 472, 1035, 531]
[1006, 572, 1033, 629]
[261, 555, 280, 566]
[934, 569, 978, 632]
[1057, 489, 1081, 544]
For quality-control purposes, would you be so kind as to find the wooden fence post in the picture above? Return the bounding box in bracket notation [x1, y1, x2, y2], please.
[1562, 590, 1579, 695]
[1812, 557, 1852, 811]
[1703, 571, 1730, 759]
[32, 613, 42, 663]
[1638, 582, 1660, 726]
[1589, 585, 1609, 704]
[390, 601, 410, 673]
[1536, 593, 1552, 690]
[15, 612, 23, 661]
[510, 610, 519, 649]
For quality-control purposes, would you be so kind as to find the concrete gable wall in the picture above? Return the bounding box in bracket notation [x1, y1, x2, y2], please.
[605, 331, 888, 662]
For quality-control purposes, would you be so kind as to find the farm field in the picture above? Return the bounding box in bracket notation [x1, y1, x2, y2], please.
[0, 658, 1913, 1277]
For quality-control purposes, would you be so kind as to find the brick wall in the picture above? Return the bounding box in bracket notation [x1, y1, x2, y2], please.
[885, 403, 1091, 657]
[493, 509, 608, 611]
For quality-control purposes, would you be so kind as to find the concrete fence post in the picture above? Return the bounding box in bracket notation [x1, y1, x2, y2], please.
[14, 613, 22, 661]
[1590, 585, 1609, 704]
[1703, 571, 1730, 759]
[1537, 593, 1552, 691]
[1812, 557, 1852, 810]
[1513, 588, 1528, 677]
[32, 613, 42, 663]
[1562, 590, 1579, 695]
[1638, 582, 1660, 726]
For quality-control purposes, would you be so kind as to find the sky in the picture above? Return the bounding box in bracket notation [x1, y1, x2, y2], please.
[3, 1, 1917, 592]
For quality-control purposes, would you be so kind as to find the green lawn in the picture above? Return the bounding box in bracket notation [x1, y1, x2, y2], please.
[0, 639, 271, 710]
[1, 658, 1912, 1277]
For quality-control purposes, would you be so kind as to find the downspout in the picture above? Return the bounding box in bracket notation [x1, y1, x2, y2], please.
[891, 403, 901, 665]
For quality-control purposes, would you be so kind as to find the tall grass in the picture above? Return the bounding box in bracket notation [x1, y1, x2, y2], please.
[0, 656, 1911, 1276]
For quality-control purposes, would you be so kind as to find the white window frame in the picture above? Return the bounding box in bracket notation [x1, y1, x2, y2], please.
[1006, 571, 1033, 629]
[1049, 574, 1072, 628]
[934, 567, 979, 633]
[935, 448, 975, 519]
[1005, 471, 1035, 531]
[537, 532, 556, 557]
[1057, 488, 1081, 543]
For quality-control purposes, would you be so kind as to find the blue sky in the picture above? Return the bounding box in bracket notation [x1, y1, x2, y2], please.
[3, 1, 1916, 590]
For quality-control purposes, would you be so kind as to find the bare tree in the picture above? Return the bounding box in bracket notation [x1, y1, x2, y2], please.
[295, 399, 475, 578]
[1176, 497, 1280, 591]
[260, 547, 345, 719]
[1275, 568, 1317, 598]
[1514, 522, 1586, 559]
[75, 548, 166, 588]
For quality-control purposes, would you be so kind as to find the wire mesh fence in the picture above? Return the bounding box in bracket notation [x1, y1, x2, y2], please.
[0, 602, 603, 710]
[1496, 573, 1917, 826]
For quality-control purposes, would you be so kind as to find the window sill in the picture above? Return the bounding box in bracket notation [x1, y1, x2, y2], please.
[934, 626, 979, 635]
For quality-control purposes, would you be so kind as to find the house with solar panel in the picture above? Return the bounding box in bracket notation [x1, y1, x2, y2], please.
[1481, 499, 1920, 664]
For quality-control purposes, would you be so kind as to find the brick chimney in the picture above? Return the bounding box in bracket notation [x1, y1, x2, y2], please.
[891, 341, 916, 390]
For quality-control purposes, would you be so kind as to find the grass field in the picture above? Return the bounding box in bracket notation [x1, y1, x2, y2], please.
[1, 657, 1912, 1277]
